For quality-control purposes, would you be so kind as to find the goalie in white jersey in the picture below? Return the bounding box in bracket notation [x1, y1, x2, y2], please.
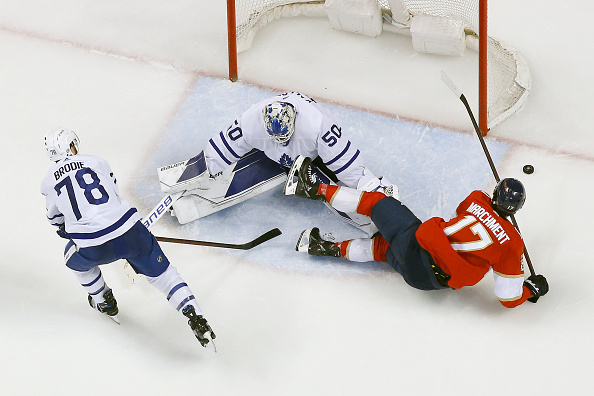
[161, 92, 398, 234]
[41, 128, 215, 347]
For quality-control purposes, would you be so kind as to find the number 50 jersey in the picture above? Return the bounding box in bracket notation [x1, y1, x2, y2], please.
[41, 154, 142, 248]
[204, 92, 368, 189]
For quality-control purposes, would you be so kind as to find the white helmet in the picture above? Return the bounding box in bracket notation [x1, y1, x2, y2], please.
[262, 101, 296, 144]
[44, 128, 80, 162]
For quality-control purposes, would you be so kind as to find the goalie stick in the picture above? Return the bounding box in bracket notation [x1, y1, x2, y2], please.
[155, 228, 282, 250]
[441, 71, 536, 276]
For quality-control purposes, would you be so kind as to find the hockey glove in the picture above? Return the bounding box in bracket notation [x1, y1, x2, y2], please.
[523, 274, 549, 303]
[56, 224, 70, 239]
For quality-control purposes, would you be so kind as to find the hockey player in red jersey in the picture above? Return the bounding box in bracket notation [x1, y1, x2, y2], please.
[285, 156, 548, 308]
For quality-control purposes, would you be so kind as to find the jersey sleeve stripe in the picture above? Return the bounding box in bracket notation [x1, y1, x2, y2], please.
[493, 270, 524, 278]
[333, 150, 361, 175]
[498, 294, 523, 302]
[493, 271, 525, 300]
[208, 138, 232, 165]
[47, 213, 64, 222]
[325, 141, 351, 166]
[67, 208, 138, 239]
[219, 131, 241, 159]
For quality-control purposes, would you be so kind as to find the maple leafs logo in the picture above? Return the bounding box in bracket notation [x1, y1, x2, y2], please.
[279, 153, 293, 168]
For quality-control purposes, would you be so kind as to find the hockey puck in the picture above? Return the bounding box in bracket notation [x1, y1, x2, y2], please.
[523, 165, 534, 174]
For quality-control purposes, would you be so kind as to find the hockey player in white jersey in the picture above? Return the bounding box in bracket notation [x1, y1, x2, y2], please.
[41, 128, 215, 347]
[160, 92, 398, 234]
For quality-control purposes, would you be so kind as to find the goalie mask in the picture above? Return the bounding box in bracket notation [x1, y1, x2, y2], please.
[45, 128, 80, 162]
[491, 178, 525, 217]
[263, 101, 296, 144]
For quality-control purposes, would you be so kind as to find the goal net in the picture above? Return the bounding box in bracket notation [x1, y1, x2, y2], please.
[228, 0, 530, 132]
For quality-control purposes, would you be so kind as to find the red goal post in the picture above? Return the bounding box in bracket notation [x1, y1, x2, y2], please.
[226, 0, 530, 134]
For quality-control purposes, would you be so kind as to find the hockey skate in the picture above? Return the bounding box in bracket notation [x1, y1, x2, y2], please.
[182, 305, 216, 348]
[296, 228, 341, 258]
[88, 289, 120, 324]
[284, 156, 325, 201]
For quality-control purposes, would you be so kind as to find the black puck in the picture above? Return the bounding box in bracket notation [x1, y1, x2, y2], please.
[523, 165, 534, 174]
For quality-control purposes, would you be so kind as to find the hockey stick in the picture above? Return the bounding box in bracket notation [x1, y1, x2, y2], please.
[441, 71, 536, 276]
[143, 191, 184, 229]
[155, 228, 282, 250]
[124, 191, 185, 283]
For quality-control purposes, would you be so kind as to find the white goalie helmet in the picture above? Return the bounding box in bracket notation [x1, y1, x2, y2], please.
[262, 101, 297, 144]
[44, 128, 80, 162]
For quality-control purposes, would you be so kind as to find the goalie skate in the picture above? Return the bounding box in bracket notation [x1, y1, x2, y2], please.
[283, 155, 305, 196]
[283, 155, 324, 200]
[286, 156, 378, 237]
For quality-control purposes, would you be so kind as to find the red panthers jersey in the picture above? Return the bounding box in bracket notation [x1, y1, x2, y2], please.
[416, 191, 530, 307]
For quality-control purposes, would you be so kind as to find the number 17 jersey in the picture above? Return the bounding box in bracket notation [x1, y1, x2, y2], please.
[416, 191, 525, 297]
[41, 154, 142, 248]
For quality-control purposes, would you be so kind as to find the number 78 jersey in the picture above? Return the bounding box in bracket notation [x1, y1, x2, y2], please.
[41, 154, 141, 248]
[204, 92, 367, 189]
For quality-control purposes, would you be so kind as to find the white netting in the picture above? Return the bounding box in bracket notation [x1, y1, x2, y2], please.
[235, 1, 326, 52]
[233, 0, 530, 129]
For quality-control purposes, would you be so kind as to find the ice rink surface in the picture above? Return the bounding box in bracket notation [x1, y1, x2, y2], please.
[1, 1, 592, 395]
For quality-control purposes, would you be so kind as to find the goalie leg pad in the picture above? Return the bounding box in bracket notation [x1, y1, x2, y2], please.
[324, 202, 379, 237]
[158, 151, 210, 194]
[171, 195, 200, 225]
[171, 150, 287, 224]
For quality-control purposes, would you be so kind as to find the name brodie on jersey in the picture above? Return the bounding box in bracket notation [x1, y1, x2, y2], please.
[466, 201, 511, 244]
[54, 161, 85, 181]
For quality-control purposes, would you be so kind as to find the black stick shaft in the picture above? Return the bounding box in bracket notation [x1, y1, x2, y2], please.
[155, 228, 282, 250]
[441, 71, 536, 276]
[459, 95, 501, 181]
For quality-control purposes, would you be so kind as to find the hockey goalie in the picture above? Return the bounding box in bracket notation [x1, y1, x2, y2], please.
[157, 92, 398, 236]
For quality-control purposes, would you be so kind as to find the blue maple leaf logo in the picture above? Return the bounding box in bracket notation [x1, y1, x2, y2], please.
[279, 153, 293, 168]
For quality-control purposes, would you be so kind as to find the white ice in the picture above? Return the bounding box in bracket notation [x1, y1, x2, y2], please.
[0, 1, 592, 395]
